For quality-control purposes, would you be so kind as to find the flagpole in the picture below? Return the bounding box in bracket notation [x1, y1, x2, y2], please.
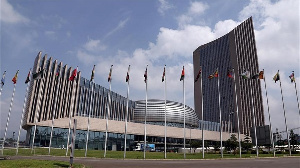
[278, 70, 291, 156]
[1, 83, 17, 156]
[200, 67, 205, 159]
[164, 65, 167, 159]
[85, 65, 96, 157]
[217, 68, 223, 158]
[250, 79, 258, 157]
[183, 66, 186, 159]
[66, 98, 72, 157]
[69, 119, 77, 168]
[0, 83, 3, 96]
[233, 68, 241, 158]
[144, 65, 148, 160]
[48, 67, 61, 155]
[31, 77, 44, 154]
[0, 85, 3, 96]
[85, 81, 94, 157]
[293, 79, 300, 116]
[104, 74, 111, 158]
[124, 65, 130, 159]
[262, 69, 275, 157]
[66, 67, 78, 156]
[0, 71, 6, 96]
[65, 83, 73, 156]
[16, 69, 31, 155]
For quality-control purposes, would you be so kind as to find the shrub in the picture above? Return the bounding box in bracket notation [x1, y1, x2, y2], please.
[291, 151, 299, 154]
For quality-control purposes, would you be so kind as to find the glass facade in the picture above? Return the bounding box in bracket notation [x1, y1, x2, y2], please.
[28, 126, 135, 151]
[199, 120, 221, 132]
[197, 34, 234, 124]
[193, 17, 265, 135]
[27, 126, 189, 152]
[27, 119, 222, 151]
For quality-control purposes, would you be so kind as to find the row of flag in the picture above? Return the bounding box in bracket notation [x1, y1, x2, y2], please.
[194, 68, 296, 83]
[0, 67, 78, 86]
[0, 67, 297, 87]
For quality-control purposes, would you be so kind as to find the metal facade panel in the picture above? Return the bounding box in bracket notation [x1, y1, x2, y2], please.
[193, 17, 265, 134]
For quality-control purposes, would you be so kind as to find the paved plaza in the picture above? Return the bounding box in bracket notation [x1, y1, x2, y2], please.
[9, 156, 300, 168]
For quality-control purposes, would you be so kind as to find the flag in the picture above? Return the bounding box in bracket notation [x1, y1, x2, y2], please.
[33, 69, 45, 80]
[162, 66, 165, 82]
[25, 69, 31, 84]
[69, 66, 78, 81]
[180, 66, 185, 81]
[240, 71, 250, 79]
[126, 65, 130, 82]
[55, 65, 60, 78]
[289, 71, 295, 83]
[252, 71, 264, 79]
[227, 69, 233, 78]
[12, 70, 19, 84]
[144, 66, 148, 83]
[208, 69, 218, 79]
[1, 71, 6, 86]
[195, 67, 201, 82]
[273, 72, 280, 83]
[90, 65, 95, 81]
[108, 65, 113, 82]
[259, 71, 264, 79]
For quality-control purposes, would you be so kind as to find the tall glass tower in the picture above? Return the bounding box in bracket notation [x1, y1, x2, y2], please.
[193, 17, 265, 135]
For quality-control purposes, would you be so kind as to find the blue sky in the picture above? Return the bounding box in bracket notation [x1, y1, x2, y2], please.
[1, 0, 299, 140]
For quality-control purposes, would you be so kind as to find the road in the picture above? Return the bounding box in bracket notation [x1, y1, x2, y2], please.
[9, 155, 300, 168]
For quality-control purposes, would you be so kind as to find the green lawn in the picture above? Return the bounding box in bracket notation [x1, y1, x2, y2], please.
[2, 148, 300, 159]
[0, 159, 85, 168]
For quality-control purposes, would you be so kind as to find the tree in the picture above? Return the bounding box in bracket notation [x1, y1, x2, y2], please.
[241, 141, 252, 153]
[190, 140, 201, 153]
[212, 141, 220, 154]
[242, 134, 253, 153]
[290, 130, 297, 151]
[204, 140, 209, 153]
[225, 134, 238, 155]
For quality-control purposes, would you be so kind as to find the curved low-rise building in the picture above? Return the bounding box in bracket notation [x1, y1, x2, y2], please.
[134, 99, 199, 127]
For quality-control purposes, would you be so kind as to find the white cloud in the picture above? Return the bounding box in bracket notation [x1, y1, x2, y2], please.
[148, 25, 215, 59]
[77, 2, 238, 107]
[177, 1, 208, 28]
[239, 0, 299, 133]
[84, 38, 106, 52]
[239, 0, 269, 26]
[105, 18, 130, 38]
[76, 50, 97, 65]
[176, 15, 193, 28]
[0, 0, 29, 24]
[66, 31, 71, 38]
[188, 1, 209, 15]
[251, 0, 299, 72]
[76, 38, 108, 65]
[44, 31, 56, 40]
[38, 14, 67, 30]
[213, 20, 240, 37]
[158, 0, 174, 16]
[74, 0, 299, 134]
